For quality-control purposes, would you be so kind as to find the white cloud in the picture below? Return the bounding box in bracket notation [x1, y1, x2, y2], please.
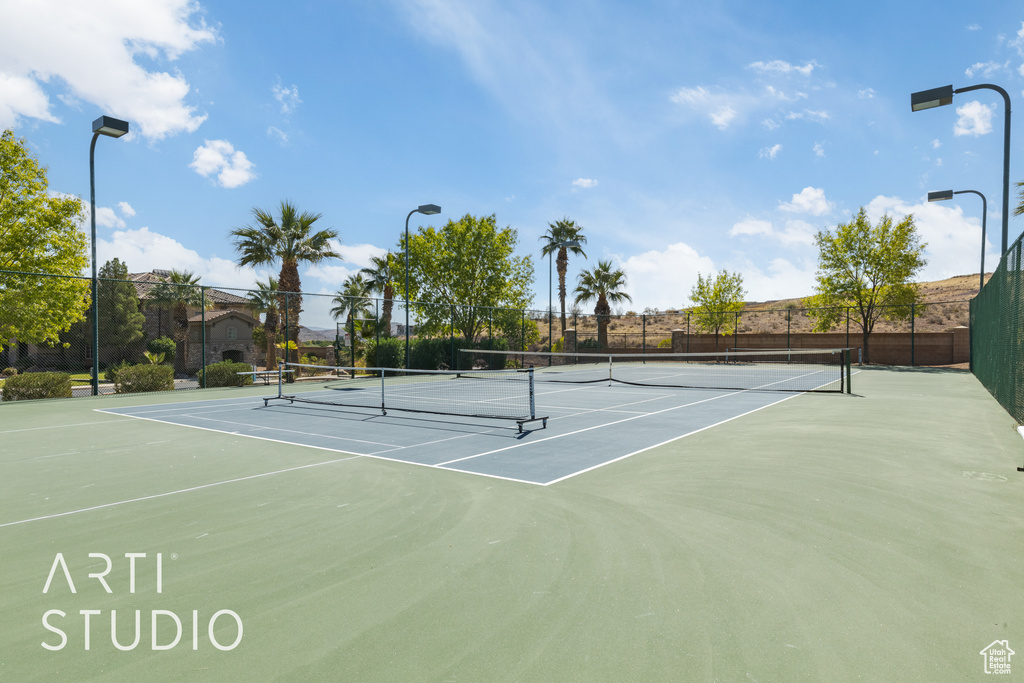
[272, 82, 301, 115]
[759, 144, 782, 159]
[813, 142, 825, 157]
[865, 195, 997, 283]
[748, 60, 816, 76]
[779, 187, 832, 216]
[858, 88, 876, 99]
[0, 0, 215, 138]
[190, 140, 257, 188]
[118, 201, 136, 218]
[267, 126, 288, 144]
[730, 217, 816, 247]
[931, 139, 941, 149]
[97, 227, 265, 289]
[965, 61, 1006, 78]
[726, 256, 817, 302]
[94, 206, 125, 229]
[953, 100, 994, 136]
[670, 86, 743, 130]
[572, 177, 598, 189]
[730, 218, 773, 237]
[616, 242, 716, 311]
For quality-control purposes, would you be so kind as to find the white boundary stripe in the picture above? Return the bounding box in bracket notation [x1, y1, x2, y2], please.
[435, 389, 746, 467]
[0, 455, 361, 529]
[542, 393, 802, 485]
[0, 419, 132, 435]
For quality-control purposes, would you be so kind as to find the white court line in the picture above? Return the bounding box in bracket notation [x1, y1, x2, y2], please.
[185, 413, 402, 449]
[0, 455, 361, 529]
[435, 389, 747, 467]
[0, 419, 131, 435]
[544, 393, 802, 485]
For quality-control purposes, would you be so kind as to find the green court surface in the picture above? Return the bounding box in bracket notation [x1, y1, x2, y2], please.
[1, 366, 1022, 681]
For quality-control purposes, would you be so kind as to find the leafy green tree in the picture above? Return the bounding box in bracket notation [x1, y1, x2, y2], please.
[230, 200, 340, 358]
[360, 253, 398, 336]
[399, 214, 534, 342]
[0, 130, 90, 351]
[246, 277, 280, 370]
[539, 218, 588, 338]
[805, 207, 927, 363]
[97, 258, 146, 362]
[689, 269, 746, 351]
[148, 270, 207, 372]
[573, 260, 632, 349]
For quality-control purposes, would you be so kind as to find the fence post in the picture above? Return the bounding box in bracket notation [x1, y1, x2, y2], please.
[642, 314, 646, 358]
[910, 303, 915, 367]
[786, 308, 791, 350]
[845, 307, 850, 350]
[201, 286, 207, 388]
[686, 311, 690, 353]
[734, 311, 739, 351]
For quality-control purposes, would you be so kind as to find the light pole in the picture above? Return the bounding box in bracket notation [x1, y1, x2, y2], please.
[404, 204, 441, 368]
[89, 115, 129, 396]
[911, 83, 1011, 254]
[548, 240, 580, 354]
[928, 189, 988, 292]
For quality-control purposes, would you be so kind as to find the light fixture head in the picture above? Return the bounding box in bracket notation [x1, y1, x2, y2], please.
[911, 85, 954, 112]
[928, 190, 954, 202]
[92, 115, 130, 138]
[417, 204, 441, 215]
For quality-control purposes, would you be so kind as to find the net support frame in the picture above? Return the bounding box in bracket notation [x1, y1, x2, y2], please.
[264, 363, 547, 433]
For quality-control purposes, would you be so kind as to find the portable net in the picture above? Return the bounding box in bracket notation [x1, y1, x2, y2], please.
[263, 362, 546, 431]
[458, 348, 851, 393]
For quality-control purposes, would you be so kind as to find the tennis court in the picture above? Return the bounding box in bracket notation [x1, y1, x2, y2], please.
[2, 365, 1022, 681]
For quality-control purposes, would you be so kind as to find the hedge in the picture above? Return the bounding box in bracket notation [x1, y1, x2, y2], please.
[196, 360, 254, 388]
[114, 364, 175, 394]
[1, 372, 73, 401]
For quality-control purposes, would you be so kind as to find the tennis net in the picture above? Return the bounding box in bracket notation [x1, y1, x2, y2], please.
[263, 362, 547, 431]
[459, 348, 852, 393]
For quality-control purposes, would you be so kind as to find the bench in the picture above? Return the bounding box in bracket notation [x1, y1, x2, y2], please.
[236, 369, 293, 385]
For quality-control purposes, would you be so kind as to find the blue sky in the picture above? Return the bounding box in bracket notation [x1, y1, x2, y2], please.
[3, 0, 1024, 327]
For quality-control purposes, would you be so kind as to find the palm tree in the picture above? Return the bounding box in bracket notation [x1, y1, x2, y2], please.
[360, 252, 397, 336]
[148, 269, 207, 372]
[230, 200, 340, 361]
[331, 274, 373, 358]
[246, 277, 280, 370]
[573, 260, 632, 349]
[540, 218, 588, 338]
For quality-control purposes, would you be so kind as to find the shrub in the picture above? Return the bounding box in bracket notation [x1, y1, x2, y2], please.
[364, 337, 404, 371]
[2, 367, 17, 377]
[147, 336, 176, 364]
[578, 337, 600, 350]
[196, 360, 254, 388]
[2, 372, 73, 401]
[657, 338, 672, 349]
[114, 364, 175, 394]
[104, 359, 132, 383]
[551, 337, 564, 353]
[409, 338, 449, 370]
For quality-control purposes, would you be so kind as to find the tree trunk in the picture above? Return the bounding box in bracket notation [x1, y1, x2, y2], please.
[382, 284, 393, 337]
[596, 296, 610, 349]
[557, 248, 568, 337]
[264, 308, 278, 370]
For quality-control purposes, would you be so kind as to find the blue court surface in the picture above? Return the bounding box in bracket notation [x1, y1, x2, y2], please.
[100, 380, 812, 485]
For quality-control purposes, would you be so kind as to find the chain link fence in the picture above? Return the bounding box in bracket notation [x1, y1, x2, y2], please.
[0, 268, 973, 402]
[970, 235, 1023, 425]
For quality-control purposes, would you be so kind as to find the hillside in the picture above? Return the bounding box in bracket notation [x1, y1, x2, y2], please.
[593, 274, 983, 346]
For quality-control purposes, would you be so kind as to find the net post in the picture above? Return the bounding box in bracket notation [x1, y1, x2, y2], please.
[845, 349, 852, 394]
[528, 367, 536, 419]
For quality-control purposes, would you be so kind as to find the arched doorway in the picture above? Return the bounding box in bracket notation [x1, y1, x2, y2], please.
[222, 349, 243, 363]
